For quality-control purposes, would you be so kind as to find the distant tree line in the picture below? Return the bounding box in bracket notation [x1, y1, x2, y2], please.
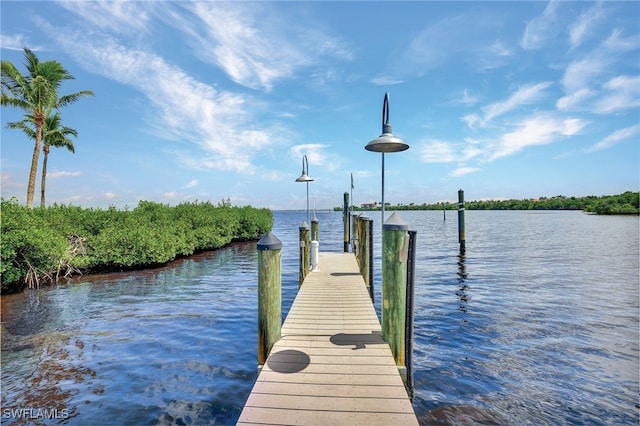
[337, 191, 639, 215]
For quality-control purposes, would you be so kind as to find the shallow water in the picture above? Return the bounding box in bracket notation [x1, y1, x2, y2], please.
[1, 210, 638, 425]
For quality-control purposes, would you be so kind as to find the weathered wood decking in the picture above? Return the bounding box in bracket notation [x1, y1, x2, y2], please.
[238, 252, 418, 425]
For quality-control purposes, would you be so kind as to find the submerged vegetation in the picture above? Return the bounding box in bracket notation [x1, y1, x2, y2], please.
[340, 191, 639, 215]
[0, 199, 272, 294]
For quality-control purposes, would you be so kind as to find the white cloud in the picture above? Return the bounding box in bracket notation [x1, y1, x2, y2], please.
[420, 140, 458, 163]
[180, 2, 351, 91]
[460, 89, 479, 105]
[587, 124, 640, 152]
[490, 114, 587, 160]
[560, 28, 640, 107]
[57, 1, 152, 34]
[38, 21, 282, 174]
[47, 171, 82, 179]
[478, 82, 553, 127]
[370, 76, 404, 86]
[568, 2, 605, 49]
[290, 143, 341, 172]
[450, 167, 480, 177]
[556, 88, 595, 111]
[521, 1, 561, 50]
[562, 56, 607, 94]
[184, 180, 198, 189]
[0, 33, 31, 50]
[463, 113, 480, 129]
[602, 28, 640, 51]
[593, 75, 640, 114]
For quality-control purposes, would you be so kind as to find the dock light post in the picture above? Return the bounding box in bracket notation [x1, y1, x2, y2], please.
[295, 155, 314, 224]
[365, 92, 409, 231]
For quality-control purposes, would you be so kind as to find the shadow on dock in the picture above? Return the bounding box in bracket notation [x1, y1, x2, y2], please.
[266, 349, 310, 373]
[330, 331, 384, 350]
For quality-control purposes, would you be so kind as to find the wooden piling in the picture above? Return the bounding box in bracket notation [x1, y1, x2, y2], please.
[311, 216, 319, 243]
[257, 232, 282, 366]
[382, 212, 409, 368]
[356, 214, 373, 302]
[299, 222, 310, 286]
[343, 192, 350, 252]
[458, 189, 466, 253]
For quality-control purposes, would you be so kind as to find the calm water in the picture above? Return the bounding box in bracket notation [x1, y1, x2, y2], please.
[1, 210, 638, 425]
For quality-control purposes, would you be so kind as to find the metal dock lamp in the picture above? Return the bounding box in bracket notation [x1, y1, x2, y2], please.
[295, 155, 314, 224]
[365, 92, 409, 228]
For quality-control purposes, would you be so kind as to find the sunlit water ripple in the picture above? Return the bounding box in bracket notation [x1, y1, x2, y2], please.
[1, 210, 638, 425]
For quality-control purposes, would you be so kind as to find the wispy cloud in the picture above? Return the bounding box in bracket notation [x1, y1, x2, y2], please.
[370, 76, 404, 86]
[176, 2, 352, 91]
[57, 1, 152, 34]
[469, 82, 553, 128]
[593, 75, 640, 114]
[562, 56, 608, 94]
[490, 114, 587, 160]
[396, 12, 515, 77]
[568, 2, 605, 49]
[560, 28, 640, 111]
[450, 167, 480, 177]
[587, 124, 640, 152]
[290, 143, 341, 172]
[520, 1, 562, 50]
[0, 33, 32, 50]
[37, 19, 283, 174]
[48, 170, 82, 179]
[556, 88, 595, 111]
[183, 180, 198, 189]
[420, 140, 458, 163]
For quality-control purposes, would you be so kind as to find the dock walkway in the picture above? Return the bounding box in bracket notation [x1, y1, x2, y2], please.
[238, 252, 418, 425]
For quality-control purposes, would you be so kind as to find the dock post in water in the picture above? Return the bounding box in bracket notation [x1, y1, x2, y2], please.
[405, 230, 417, 399]
[299, 222, 310, 286]
[257, 232, 282, 366]
[343, 191, 350, 252]
[382, 212, 409, 373]
[356, 214, 373, 302]
[458, 189, 466, 253]
[311, 215, 319, 243]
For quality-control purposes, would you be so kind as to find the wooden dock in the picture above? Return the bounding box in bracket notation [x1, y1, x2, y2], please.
[238, 252, 418, 425]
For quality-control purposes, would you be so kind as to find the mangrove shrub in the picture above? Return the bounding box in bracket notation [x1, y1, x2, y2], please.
[1, 199, 272, 293]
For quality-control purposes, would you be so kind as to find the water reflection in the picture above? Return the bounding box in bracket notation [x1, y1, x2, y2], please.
[1, 211, 638, 426]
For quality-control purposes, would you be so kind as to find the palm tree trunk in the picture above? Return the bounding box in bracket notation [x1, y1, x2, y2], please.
[40, 144, 50, 208]
[26, 122, 42, 208]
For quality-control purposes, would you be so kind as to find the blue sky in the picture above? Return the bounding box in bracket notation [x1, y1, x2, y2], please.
[1, 1, 639, 210]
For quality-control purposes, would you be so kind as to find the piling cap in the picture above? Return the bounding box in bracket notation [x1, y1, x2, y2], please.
[383, 212, 408, 230]
[257, 231, 282, 250]
[299, 221, 310, 230]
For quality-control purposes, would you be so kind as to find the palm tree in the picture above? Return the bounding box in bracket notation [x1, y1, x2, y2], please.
[7, 112, 78, 207]
[1, 47, 93, 207]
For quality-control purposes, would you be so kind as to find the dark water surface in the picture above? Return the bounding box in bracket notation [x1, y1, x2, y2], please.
[1, 210, 638, 425]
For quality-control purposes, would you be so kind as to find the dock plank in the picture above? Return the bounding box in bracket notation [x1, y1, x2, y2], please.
[238, 252, 418, 425]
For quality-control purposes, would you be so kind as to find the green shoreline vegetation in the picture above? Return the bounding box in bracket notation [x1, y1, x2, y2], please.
[337, 191, 639, 215]
[1, 199, 273, 294]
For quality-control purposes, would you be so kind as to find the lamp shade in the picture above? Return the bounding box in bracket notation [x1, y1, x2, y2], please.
[365, 131, 409, 153]
[295, 172, 314, 182]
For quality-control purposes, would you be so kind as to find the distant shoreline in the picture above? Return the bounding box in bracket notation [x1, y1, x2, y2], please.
[334, 191, 639, 215]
